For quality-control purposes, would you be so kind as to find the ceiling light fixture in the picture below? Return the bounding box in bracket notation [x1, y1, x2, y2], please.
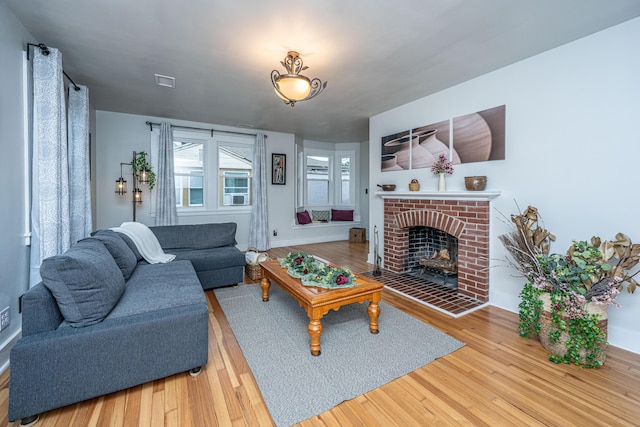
[271, 51, 327, 107]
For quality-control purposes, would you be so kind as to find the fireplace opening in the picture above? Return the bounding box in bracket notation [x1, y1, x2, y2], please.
[408, 226, 458, 290]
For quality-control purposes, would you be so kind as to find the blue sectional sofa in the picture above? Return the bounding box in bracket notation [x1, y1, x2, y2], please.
[148, 223, 246, 290]
[8, 222, 245, 424]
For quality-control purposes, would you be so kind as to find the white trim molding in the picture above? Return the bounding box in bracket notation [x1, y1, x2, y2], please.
[375, 190, 501, 201]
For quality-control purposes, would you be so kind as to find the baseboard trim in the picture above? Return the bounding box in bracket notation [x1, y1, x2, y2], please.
[0, 328, 21, 375]
[272, 234, 351, 248]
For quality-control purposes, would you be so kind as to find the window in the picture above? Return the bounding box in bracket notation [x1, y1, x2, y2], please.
[340, 155, 352, 204]
[299, 147, 357, 212]
[154, 129, 254, 214]
[219, 144, 252, 206]
[174, 141, 204, 207]
[306, 154, 330, 205]
[188, 175, 203, 205]
[221, 171, 251, 205]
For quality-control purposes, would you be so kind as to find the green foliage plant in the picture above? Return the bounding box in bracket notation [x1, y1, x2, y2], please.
[518, 282, 542, 338]
[500, 205, 639, 368]
[131, 151, 156, 190]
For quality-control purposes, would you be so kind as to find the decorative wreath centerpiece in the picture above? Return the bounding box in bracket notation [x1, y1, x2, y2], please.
[278, 252, 322, 278]
[278, 252, 357, 289]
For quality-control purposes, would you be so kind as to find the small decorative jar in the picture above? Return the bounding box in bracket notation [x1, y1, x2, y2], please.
[464, 176, 487, 191]
[409, 179, 420, 191]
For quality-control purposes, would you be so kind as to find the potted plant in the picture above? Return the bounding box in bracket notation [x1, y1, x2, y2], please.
[131, 151, 156, 190]
[499, 205, 639, 367]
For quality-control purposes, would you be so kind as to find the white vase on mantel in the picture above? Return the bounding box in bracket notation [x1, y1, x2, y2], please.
[438, 173, 446, 191]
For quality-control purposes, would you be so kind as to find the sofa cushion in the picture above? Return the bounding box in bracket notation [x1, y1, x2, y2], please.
[88, 230, 137, 280]
[104, 261, 205, 320]
[296, 210, 312, 225]
[40, 239, 125, 327]
[311, 210, 330, 222]
[171, 246, 246, 272]
[331, 209, 354, 221]
[151, 223, 237, 250]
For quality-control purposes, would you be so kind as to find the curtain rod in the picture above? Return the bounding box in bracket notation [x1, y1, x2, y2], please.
[27, 43, 81, 91]
[145, 121, 262, 138]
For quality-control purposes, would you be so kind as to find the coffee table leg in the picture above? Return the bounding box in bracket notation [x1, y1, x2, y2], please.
[260, 277, 270, 302]
[368, 301, 380, 334]
[308, 318, 323, 356]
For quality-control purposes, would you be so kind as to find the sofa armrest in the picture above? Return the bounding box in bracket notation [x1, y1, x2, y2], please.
[9, 303, 208, 422]
[21, 283, 63, 336]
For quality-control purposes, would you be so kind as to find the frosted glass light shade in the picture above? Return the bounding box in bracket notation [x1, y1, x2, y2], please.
[275, 75, 312, 101]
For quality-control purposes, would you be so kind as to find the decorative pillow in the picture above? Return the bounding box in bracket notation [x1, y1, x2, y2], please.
[88, 230, 137, 280]
[40, 239, 126, 327]
[311, 210, 330, 222]
[331, 209, 354, 221]
[296, 210, 312, 225]
[114, 232, 144, 261]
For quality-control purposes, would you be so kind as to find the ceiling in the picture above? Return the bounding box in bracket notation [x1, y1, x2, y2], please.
[7, 0, 640, 142]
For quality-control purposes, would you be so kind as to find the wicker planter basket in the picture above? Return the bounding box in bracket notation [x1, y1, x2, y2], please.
[244, 247, 271, 280]
[538, 293, 609, 365]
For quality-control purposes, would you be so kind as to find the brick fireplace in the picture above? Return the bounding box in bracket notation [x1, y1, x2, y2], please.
[381, 194, 496, 302]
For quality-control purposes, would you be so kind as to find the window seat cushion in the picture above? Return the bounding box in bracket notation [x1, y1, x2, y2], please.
[331, 209, 354, 221]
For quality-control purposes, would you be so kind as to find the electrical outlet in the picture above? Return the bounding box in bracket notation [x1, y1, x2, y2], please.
[0, 307, 9, 332]
[273, 229, 278, 237]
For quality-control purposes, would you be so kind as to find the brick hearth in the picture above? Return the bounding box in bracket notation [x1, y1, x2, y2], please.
[383, 198, 491, 302]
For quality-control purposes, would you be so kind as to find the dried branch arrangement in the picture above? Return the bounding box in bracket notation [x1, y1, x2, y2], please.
[591, 233, 640, 294]
[498, 205, 555, 280]
[499, 205, 639, 295]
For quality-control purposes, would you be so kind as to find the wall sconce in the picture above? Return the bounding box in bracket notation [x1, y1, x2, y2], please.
[138, 167, 150, 185]
[116, 151, 148, 221]
[115, 164, 127, 195]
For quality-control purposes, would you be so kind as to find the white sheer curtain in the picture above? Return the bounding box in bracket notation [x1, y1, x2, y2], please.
[248, 132, 270, 250]
[30, 47, 70, 286]
[68, 85, 92, 243]
[154, 121, 177, 225]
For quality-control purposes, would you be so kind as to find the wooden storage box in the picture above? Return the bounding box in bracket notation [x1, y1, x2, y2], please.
[349, 227, 366, 243]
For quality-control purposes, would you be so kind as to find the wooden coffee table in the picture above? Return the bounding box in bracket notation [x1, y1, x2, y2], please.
[259, 259, 384, 356]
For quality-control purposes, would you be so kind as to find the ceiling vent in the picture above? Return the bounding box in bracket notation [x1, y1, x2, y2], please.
[154, 74, 176, 88]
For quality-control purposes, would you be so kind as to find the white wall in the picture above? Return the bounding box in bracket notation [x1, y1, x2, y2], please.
[95, 111, 364, 249]
[369, 17, 640, 354]
[0, 4, 34, 373]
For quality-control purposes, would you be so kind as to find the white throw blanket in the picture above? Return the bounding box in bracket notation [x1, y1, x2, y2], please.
[111, 222, 175, 264]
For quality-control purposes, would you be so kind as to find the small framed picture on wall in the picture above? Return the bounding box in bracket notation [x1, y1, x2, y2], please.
[272, 153, 286, 185]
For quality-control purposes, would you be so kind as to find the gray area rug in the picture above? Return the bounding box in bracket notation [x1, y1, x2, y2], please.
[215, 283, 464, 427]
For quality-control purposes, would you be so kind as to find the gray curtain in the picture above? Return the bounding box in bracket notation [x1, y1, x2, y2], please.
[155, 121, 177, 225]
[30, 47, 70, 286]
[68, 85, 92, 243]
[249, 132, 270, 250]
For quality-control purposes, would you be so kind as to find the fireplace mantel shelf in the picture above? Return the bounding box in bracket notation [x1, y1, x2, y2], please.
[376, 190, 501, 201]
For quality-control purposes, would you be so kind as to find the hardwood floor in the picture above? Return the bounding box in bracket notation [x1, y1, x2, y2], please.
[2, 240, 639, 426]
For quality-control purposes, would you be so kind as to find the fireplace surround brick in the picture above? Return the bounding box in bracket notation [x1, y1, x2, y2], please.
[383, 198, 491, 301]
